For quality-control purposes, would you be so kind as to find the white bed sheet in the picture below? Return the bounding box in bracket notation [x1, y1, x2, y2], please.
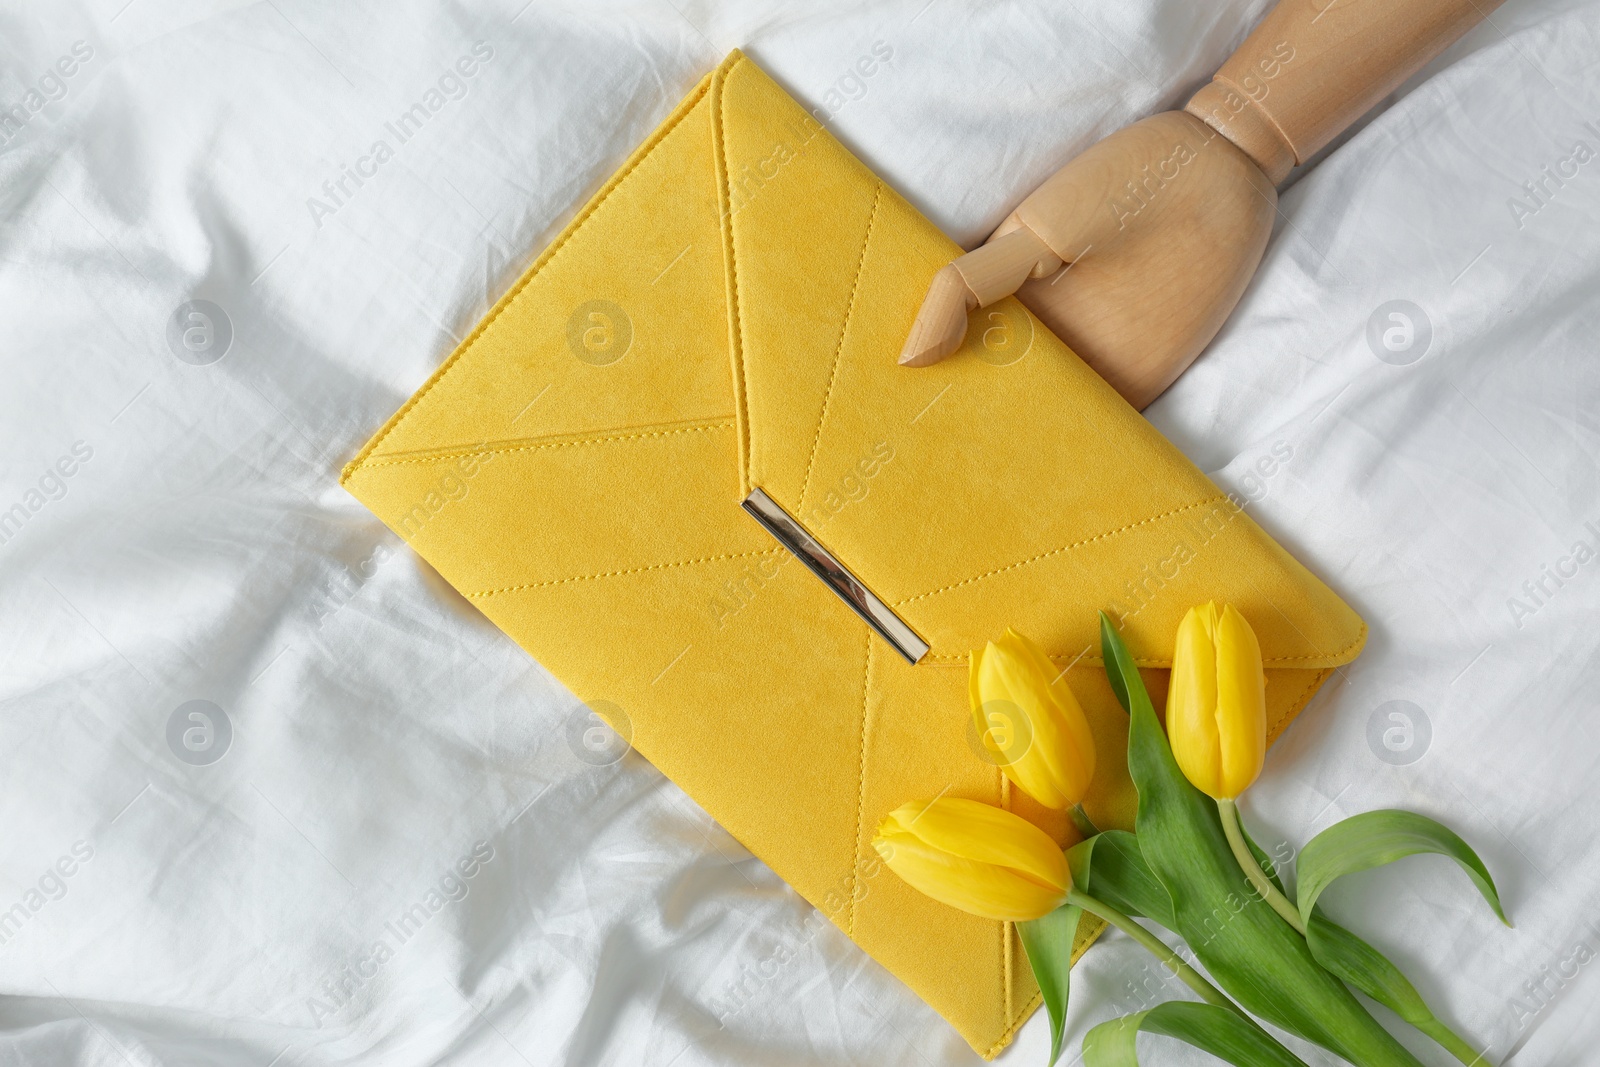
[1, 1, 1597, 1064]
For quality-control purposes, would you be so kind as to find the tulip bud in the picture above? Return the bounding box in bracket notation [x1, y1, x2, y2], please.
[1167, 602, 1267, 800]
[969, 629, 1096, 810]
[873, 797, 1070, 921]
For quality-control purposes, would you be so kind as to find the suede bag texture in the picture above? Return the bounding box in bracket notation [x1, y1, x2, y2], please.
[341, 50, 1365, 1058]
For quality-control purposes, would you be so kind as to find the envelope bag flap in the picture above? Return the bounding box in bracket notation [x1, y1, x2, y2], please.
[712, 55, 1365, 673]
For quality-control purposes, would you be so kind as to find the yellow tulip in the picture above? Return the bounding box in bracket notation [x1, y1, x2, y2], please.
[1167, 602, 1267, 800]
[873, 797, 1070, 921]
[969, 629, 1096, 810]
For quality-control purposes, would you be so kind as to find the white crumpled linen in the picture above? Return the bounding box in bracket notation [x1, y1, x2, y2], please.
[1, 0, 1596, 1063]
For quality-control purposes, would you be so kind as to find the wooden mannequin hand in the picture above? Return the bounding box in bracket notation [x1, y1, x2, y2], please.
[899, 111, 1276, 410]
[900, 0, 1502, 410]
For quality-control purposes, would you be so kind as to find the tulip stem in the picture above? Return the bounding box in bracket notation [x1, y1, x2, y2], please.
[1216, 798, 1305, 934]
[1065, 889, 1240, 1018]
[1068, 803, 1099, 841]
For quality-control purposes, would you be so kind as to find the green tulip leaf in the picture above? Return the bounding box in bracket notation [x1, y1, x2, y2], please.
[1104, 641, 1134, 717]
[1295, 809, 1509, 930]
[1304, 916, 1432, 1025]
[1098, 612, 1425, 1067]
[1019, 903, 1083, 1067]
[1068, 830, 1177, 930]
[1303, 917, 1493, 1066]
[1082, 1002, 1310, 1067]
[1099, 613, 1145, 720]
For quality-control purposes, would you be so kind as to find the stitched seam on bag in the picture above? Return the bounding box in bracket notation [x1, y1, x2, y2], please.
[989, 911, 1108, 1057]
[845, 631, 873, 939]
[714, 55, 752, 495]
[988, 990, 1044, 1059]
[1263, 627, 1365, 663]
[466, 547, 780, 598]
[999, 770, 1012, 1024]
[797, 182, 883, 515]
[895, 497, 1230, 606]
[356, 421, 734, 467]
[1002, 918, 1011, 1024]
[341, 70, 714, 482]
[1251, 619, 1368, 663]
[920, 625, 1366, 669]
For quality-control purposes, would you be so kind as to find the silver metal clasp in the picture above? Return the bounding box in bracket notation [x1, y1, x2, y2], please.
[741, 487, 929, 665]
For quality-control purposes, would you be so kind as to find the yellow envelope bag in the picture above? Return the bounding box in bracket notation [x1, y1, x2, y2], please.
[342, 50, 1364, 1057]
